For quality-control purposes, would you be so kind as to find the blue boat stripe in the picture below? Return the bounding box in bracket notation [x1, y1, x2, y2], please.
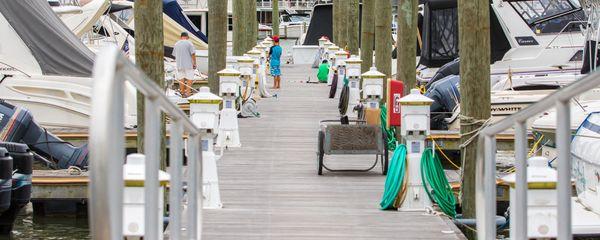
[580, 118, 600, 134]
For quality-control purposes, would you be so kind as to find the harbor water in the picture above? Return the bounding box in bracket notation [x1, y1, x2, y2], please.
[5, 215, 89, 240]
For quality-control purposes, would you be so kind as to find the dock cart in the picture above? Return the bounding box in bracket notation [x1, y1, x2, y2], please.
[317, 120, 389, 175]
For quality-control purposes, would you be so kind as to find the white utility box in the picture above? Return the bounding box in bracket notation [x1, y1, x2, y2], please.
[188, 87, 222, 131]
[399, 89, 434, 137]
[218, 67, 241, 97]
[361, 67, 386, 108]
[504, 156, 558, 239]
[188, 86, 224, 209]
[122, 154, 169, 239]
[318, 36, 328, 48]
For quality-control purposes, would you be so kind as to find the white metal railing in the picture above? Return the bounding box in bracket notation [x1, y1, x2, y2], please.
[475, 69, 600, 239]
[89, 46, 203, 239]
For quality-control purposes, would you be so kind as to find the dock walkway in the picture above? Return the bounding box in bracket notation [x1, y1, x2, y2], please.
[202, 64, 465, 239]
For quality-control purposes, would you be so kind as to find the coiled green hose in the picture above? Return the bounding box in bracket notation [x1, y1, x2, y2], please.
[379, 144, 407, 210]
[420, 148, 457, 217]
[379, 106, 397, 151]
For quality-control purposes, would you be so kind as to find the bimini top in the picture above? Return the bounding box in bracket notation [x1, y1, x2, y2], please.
[163, 0, 208, 43]
[0, 0, 94, 77]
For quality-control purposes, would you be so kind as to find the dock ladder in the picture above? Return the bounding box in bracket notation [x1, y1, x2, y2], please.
[88, 46, 204, 239]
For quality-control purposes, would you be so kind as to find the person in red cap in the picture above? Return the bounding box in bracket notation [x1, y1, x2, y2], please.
[268, 35, 283, 89]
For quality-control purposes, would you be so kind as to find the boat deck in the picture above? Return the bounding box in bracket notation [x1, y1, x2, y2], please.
[201, 64, 465, 239]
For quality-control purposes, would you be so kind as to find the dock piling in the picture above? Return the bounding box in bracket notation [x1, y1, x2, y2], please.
[458, 0, 492, 238]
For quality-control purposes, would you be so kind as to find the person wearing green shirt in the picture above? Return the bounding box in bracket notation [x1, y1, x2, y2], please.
[317, 59, 330, 83]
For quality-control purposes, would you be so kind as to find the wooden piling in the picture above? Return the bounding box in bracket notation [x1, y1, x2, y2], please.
[458, 0, 491, 238]
[272, 0, 279, 36]
[233, 0, 246, 56]
[347, 0, 360, 55]
[333, 0, 340, 44]
[134, 0, 166, 168]
[338, 1, 348, 49]
[234, 0, 257, 54]
[396, 0, 418, 95]
[249, 0, 258, 46]
[208, 0, 227, 94]
[360, 0, 375, 73]
[374, 0, 392, 101]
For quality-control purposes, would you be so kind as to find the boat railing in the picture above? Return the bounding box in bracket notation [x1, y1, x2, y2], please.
[89, 46, 204, 240]
[543, 20, 587, 50]
[475, 68, 600, 239]
[257, 0, 317, 10]
[58, 0, 81, 7]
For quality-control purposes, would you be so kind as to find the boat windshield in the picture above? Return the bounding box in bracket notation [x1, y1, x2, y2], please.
[282, 14, 310, 23]
[509, 0, 585, 33]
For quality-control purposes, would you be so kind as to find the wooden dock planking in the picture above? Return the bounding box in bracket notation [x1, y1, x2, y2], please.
[202, 64, 465, 239]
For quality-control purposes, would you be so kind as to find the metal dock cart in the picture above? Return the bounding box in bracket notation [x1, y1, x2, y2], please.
[317, 120, 389, 175]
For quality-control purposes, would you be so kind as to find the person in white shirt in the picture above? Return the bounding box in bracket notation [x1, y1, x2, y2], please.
[173, 32, 196, 97]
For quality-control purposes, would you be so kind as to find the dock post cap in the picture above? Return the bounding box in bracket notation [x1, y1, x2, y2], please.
[126, 153, 145, 165]
[528, 156, 548, 168]
[502, 156, 557, 188]
[399, 89, 434, 105]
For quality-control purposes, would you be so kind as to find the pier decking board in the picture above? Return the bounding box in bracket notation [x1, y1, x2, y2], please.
[49, 127, 524, 151]
[202, 64, 465, 239]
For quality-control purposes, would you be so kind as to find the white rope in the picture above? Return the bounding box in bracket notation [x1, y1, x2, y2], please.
[457, 115, 492, 202]
[458, 115, 492, 150]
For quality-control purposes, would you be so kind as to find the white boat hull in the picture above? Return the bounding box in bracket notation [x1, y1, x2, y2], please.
[0, 75, 137, 129]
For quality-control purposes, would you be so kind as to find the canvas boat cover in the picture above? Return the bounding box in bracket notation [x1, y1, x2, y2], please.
[303, 3, 363, 46]
[60, 0, 110, 37]
[303, 4, 332, 45]
[0, 0, 94, 77]
[163, 0, 208, 43]
[125, 0, 207, 51]
[163, 13, 208, 51]
[419, 0, 510, 67]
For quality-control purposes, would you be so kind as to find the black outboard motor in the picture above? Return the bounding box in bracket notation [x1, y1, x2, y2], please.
[425, 75, 460, 130]
[426, 58, 460, 89]
[0, 142, 33, 235]
[0, 148, 11, 215]
[0, 100, 88, 169]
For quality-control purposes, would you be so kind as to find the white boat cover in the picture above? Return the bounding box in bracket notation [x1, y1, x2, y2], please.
[60, 0, 110, 37]
[571, 112, 600, 214]
[0, 0, 94, 77]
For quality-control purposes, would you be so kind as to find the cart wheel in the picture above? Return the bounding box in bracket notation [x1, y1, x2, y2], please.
[382, 147, 389, 175]
[318, 131, 325, 175]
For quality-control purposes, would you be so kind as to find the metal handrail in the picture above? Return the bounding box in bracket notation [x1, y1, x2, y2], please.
[476, 68, 600, 239]
[89, 46, 203, 239]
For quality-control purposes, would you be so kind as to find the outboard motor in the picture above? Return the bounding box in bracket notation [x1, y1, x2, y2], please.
[426, 58, 460, 89]
[424, 75, 460, 130]
[0, 100, 88, 169]
[0, 142, 33, 235]
[0, 148, 11, 215]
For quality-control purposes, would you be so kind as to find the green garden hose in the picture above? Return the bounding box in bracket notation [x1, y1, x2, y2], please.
[379, 144, 407, 210]
[420, 148, 456, 217]
[379, 106, 397, 151]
